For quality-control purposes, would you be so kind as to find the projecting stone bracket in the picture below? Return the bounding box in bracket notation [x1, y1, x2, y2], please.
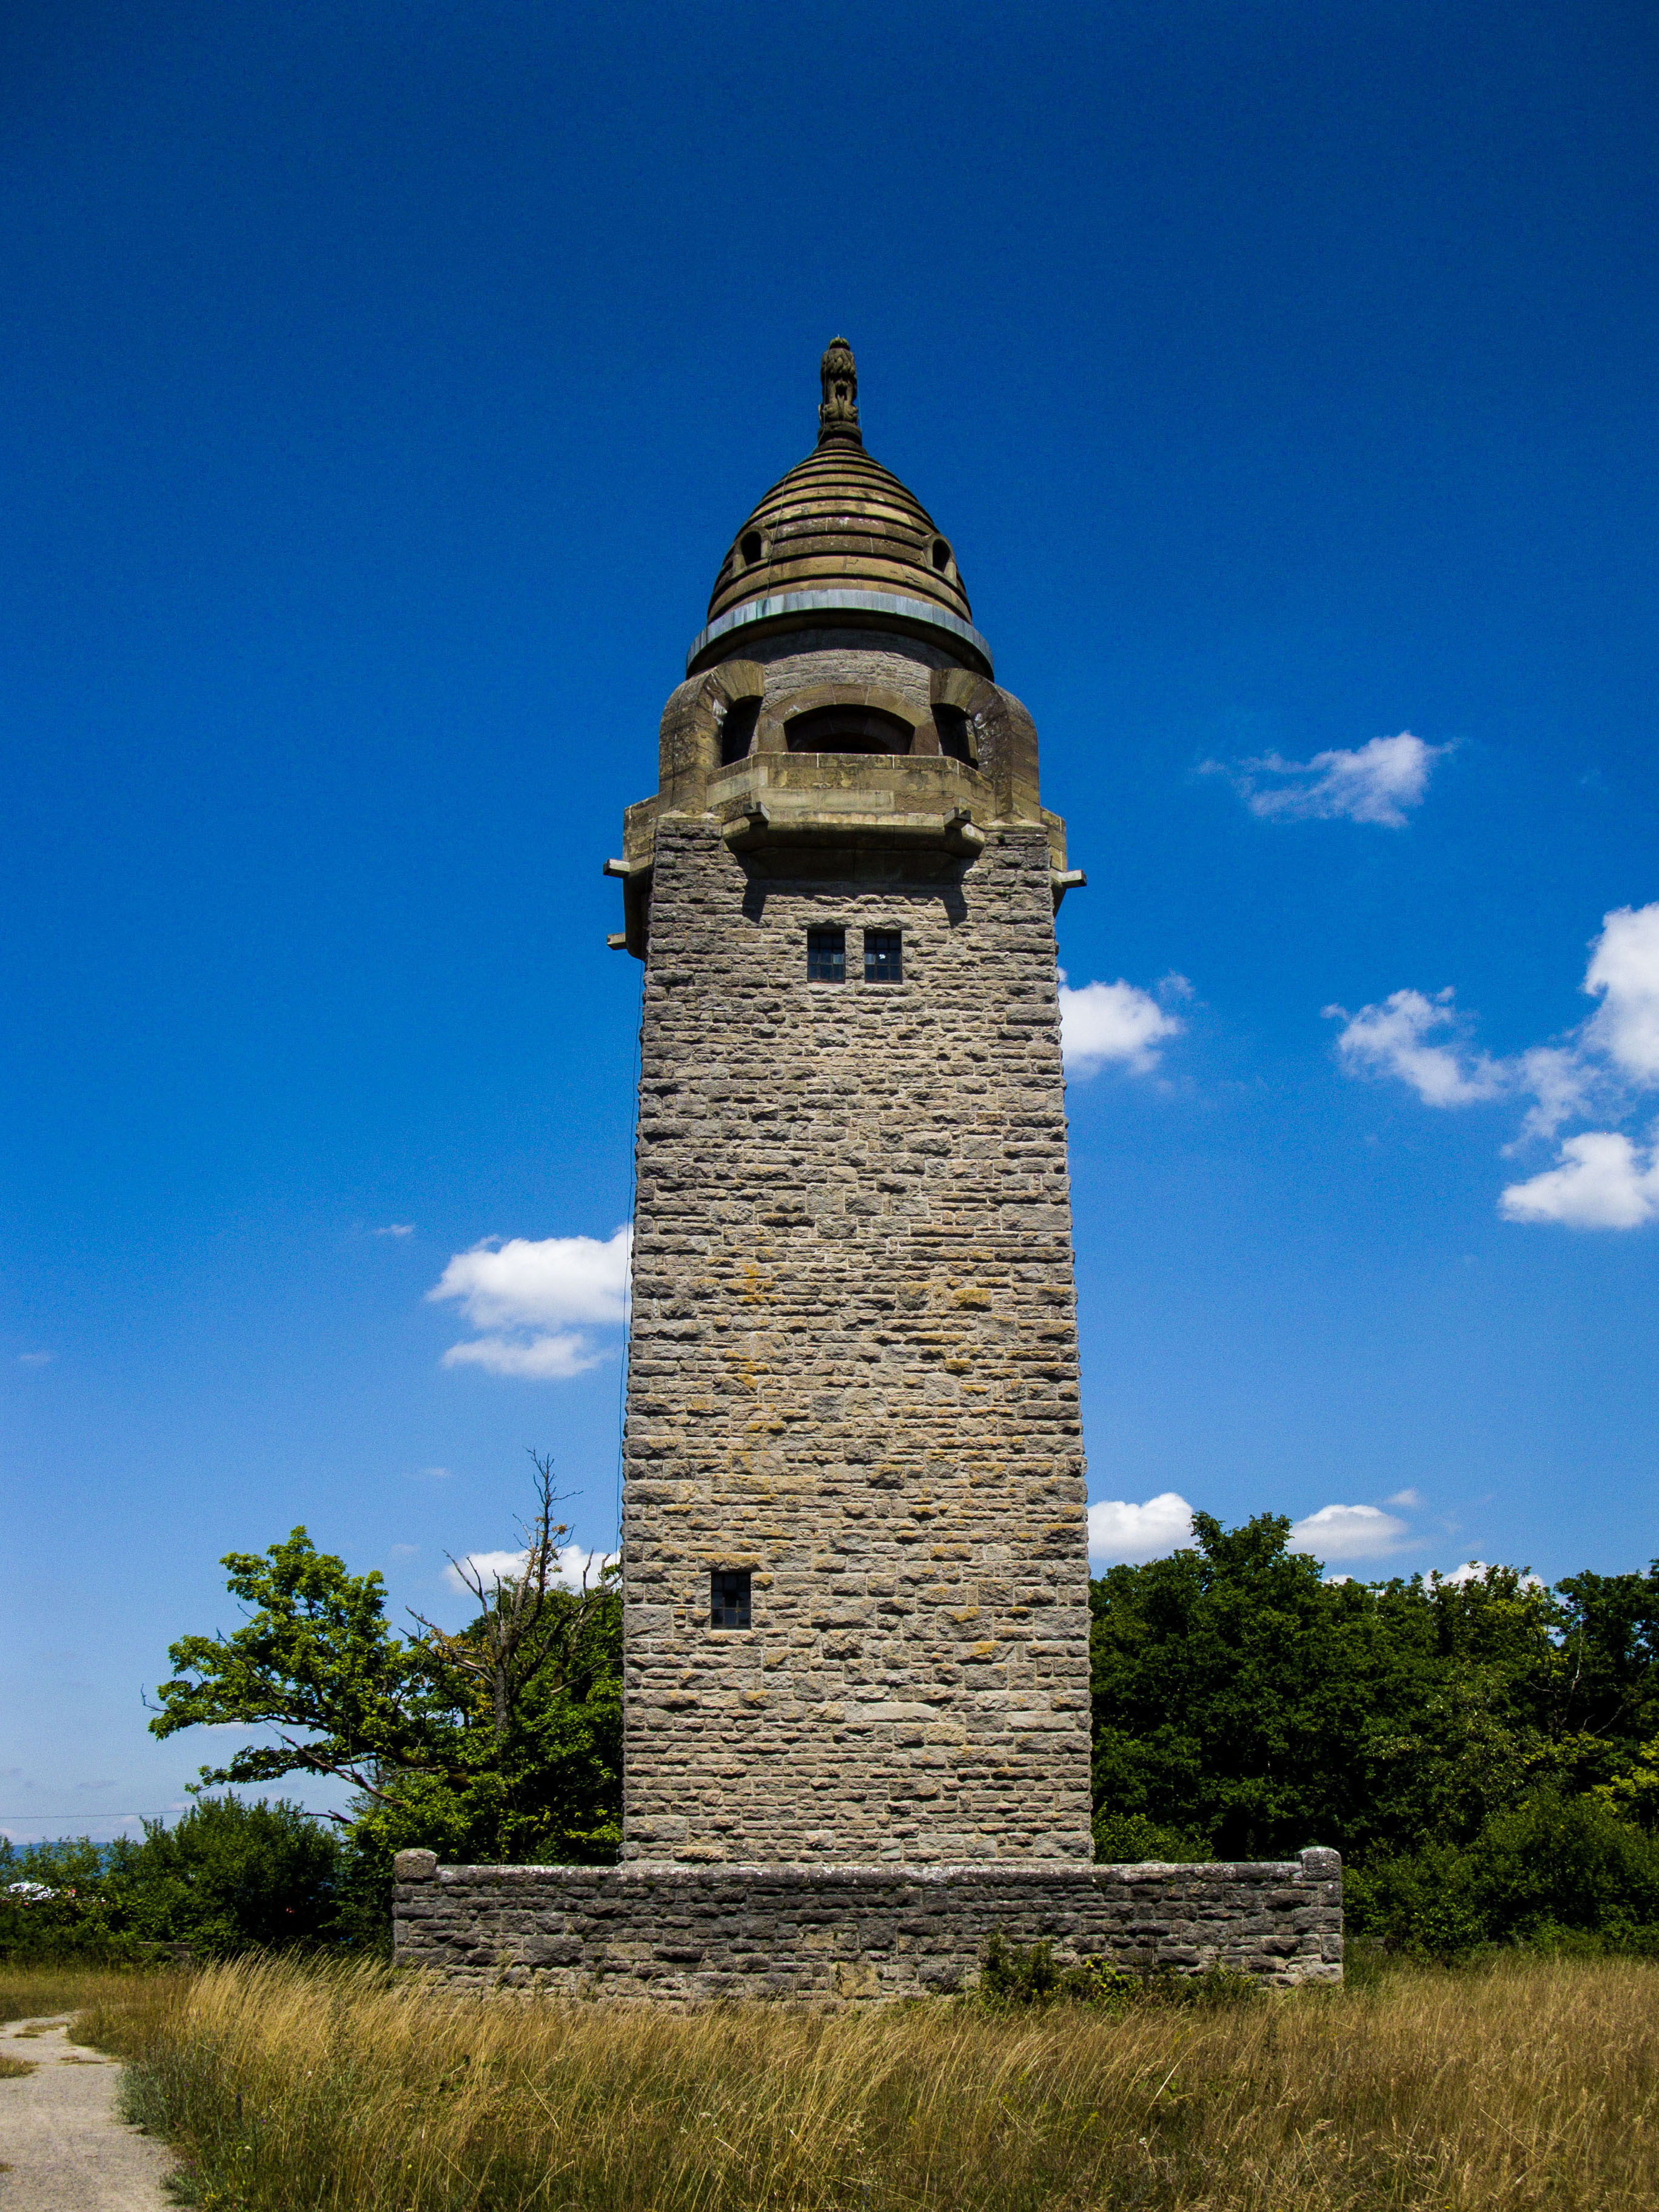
[602, 854, 653, 959]
[1051, 867, 1087, 911]
[718, 800, 987, 859]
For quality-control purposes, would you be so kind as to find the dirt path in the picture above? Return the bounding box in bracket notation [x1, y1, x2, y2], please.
[0, 2016, 172, 2212]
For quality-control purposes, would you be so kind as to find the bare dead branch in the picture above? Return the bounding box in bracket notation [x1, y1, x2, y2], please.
[409, 1450, 611, 1744]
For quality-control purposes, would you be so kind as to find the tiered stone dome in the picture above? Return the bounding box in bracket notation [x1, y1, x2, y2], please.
[686, 340, 993, 677]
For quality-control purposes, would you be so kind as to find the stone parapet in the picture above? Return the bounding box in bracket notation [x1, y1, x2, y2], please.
[392, 1850, 1342, 2003]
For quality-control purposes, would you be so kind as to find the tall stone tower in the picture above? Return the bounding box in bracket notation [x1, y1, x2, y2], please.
[609, 341, 1093, 1868]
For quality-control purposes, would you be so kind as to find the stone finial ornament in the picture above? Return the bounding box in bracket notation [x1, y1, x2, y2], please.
[817, 336, 862, 446]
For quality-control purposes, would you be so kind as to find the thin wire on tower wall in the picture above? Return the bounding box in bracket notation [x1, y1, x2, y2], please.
[612, 962, 642, 1560]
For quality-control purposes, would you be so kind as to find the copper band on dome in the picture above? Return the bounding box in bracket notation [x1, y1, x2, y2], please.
[686, 589, 993, 678]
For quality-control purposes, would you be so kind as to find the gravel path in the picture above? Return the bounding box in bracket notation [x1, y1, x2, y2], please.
[0, 2016, 172, 2211]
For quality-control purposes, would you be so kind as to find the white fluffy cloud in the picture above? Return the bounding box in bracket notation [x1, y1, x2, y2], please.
[429, 1230, 631, 1329]
[1584, 903, 1659, 1081]
[1331, 902, 1659, 1228]
[1288, 1503, 1413, 1561]
[1205, 732, 1448, 828]
[1060, 974, 1187, 1076]
[1501, 1130, 1659, 1230]
[428, 1227, 631, 1378]
[1327, 988, 1506, 1107]
[444, 1544, 614, 1596]
[440, 1332, 606, 1379]
[1087, 1493, 1195, 1566]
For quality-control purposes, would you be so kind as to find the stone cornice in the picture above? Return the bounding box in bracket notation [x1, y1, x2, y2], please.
[688, 589, 994, 679]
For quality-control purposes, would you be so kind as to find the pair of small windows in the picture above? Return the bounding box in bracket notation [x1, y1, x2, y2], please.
[807, 927, 902, 985]
[711, 1568, 751, 1630]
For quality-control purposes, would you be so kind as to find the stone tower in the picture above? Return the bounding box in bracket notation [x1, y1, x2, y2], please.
[609, 341, 1093, 1868]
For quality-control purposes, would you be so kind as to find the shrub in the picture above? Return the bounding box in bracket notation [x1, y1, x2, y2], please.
[115, 1797, 344, 1956]
[1347, 1790, 1659, 1957]
[977, 1932, 1258, 2009]
[0, 1798, 347, 1962]
[1091, 1811, 1210, 1863]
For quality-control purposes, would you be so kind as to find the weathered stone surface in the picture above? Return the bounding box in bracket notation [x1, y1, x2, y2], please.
[622, 809, 1093, 1865]
[392, 1851, 1344, 2002]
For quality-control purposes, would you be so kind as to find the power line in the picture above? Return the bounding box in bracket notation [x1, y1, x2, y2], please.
[0, 1811, 177, 1820]
[615, 962, 642, 1554]
[0, 1803, 335, 1823]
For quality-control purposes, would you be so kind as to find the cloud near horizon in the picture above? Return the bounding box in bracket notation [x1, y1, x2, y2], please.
[1202, 731, 1448, 828]
[1289, 1503, 1413, 1561]
[1087, 1493, 1195, 1565]
[1426, 1561, 1543, 1592]
[427, 1226, 632, 1377]
[1087, 1493, 1421, 1569]
[1328, 902, 1659, 1227]
[1060, 973, 1188, 1077]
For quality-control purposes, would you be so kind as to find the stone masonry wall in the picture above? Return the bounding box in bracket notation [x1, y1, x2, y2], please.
[622, 813, 1093, 1864]
[392, 1851, 1343, 2001]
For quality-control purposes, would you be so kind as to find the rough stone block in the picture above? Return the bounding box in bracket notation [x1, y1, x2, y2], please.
[394, 1850, 1342, 2002]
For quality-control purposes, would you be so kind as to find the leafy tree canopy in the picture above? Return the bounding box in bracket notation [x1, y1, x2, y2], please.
[147, 1456, 622, 1870]
[0, 1797, 347, 1961]
[1091, 1512, 1659, 1950]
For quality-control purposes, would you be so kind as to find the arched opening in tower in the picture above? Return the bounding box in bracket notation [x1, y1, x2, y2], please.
[783, 705, 913, 756]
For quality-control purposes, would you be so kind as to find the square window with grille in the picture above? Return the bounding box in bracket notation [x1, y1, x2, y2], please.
[806, 926, 846, 982]
[710, 1568, 751, 1630]
[863, 928, 903, 984]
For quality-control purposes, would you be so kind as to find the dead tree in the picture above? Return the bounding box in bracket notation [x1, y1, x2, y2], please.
[410, 1451, 614, 1742]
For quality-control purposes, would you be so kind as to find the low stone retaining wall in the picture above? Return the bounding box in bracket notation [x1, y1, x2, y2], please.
[392, 1849, 1342, 2002]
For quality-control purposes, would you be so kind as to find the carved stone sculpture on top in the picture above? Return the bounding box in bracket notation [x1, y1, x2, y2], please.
[817, 336, 862, 446]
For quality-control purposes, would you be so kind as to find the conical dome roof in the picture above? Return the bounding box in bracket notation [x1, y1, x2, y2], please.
[686, 341, 993, 677]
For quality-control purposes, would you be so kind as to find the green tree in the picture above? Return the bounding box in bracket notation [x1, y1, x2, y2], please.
[1091, 1518, 1659, 1863]
[114, 1797, 344, 1954]
[148, 1527, 444, 1804]
[1347, 1791, 1659, 1956]
[149, 1456, 622, 1871]
[1090, 1513, 1403, 1858]
[0, 1798, 348, 1960]
[1090, 1516, 1659, 1953]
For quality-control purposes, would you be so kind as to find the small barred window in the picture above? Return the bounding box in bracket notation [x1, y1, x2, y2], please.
[863, 929, 903, 984]
[807, 926, 846, 982]
[711, 1569, 751, 1631]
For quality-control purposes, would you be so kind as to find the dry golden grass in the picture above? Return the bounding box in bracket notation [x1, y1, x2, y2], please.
[0, 1960, 153, 2026]
[61, 1951, 1659, 2211]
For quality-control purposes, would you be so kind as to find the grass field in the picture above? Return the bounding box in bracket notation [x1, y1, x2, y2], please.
[0, 1959, 159, 2025]
[8, 1951, 1654, 2210]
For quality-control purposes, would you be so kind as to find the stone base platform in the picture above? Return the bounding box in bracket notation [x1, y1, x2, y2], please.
[392, 1849, 1342, 2003]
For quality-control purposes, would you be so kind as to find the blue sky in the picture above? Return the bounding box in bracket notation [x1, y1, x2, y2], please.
[3, 0, 1656, 1840]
